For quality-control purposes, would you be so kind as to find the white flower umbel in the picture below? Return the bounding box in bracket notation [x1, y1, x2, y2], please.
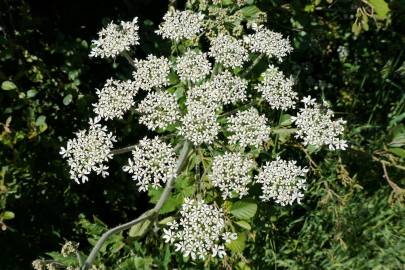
[122, 137, 176, 192]
[186, 82, 221, 111]
[208, 34, 249, 69]
[211, 71, 248, 105]
[136, 91, 181, 130]
[133, 55, 171, 91]
[178, 102, 219, 145]
[291, 96, 348, 150]
[176, 50, 212, 83]
[209, 152, 254, 199]
[162, 198, 237, 260]
[90, 18, 139, 58]
[60, 117, 116, 184]
[93, 79, 139, 120]
[255, 157, 308, 206]
[227, 108, 271, 148]
[244, 26, 292, 61]
[255, 65, 297, 111]
[156, 10, 204, 41]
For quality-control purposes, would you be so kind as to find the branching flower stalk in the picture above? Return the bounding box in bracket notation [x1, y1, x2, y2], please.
[81, 141, 191, 270]
[54, 3, 348, 269]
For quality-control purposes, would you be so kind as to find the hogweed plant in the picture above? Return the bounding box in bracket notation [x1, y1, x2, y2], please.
[34, 2, 348, 270]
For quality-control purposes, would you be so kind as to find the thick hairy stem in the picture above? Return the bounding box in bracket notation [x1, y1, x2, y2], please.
[241, 54, 264, 78]
[81, 141, 191, 270]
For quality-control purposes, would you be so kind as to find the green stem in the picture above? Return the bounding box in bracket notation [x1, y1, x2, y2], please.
[242, 54, 264, 78]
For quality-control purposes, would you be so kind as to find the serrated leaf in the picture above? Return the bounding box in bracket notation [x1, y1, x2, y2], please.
[129, 219, 151, 238]
[235, 220, 251, 230]
[230, 200, 257, 220]
[1, 81, 17, 91]
[226, 233, 246, 253]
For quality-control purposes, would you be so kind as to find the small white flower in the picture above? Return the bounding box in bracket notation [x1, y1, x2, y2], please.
[90, 18, 139, 58]
[178, 103, 219, 145]
[133, 55, 171, 91]
[186, 82, 221, 111]
[255, 157, 308, 205]
[156, 10, 204, 41]
[211, 71, 248, 105]
[123, 137, 177, 192]
[255, 65, 297, 111]
[244, 26, 292, 61]
[208, 34, 249, 69]
[93, 78, 139, 120]
[209, 152, 254, 199]
[60, 117, 116, 184]
[176, 50, 212, 83]
[162, 198, 234, 260]
[61, 241, 79, 257]
[291, 96, 348, 150]
[227, 108, 271, 148]
[136, 91, 180, 130]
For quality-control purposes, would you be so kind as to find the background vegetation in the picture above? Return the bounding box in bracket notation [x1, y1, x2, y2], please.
[0, 0, 404, 269]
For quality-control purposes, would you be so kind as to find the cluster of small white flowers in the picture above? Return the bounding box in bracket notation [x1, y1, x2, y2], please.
[136, 91, 181, 130]
[162, 198, 237, 260]
[209, 152, 254, 199]
[255, 157, 308, 205]
[227, 108, 271, 148]
[208, 34, 249, 69]
[255, 65, 297, 111]
[211, 71, 248, 105]
[186, 83, 221, 110]
[60, 117, 116, 184]
[93, 79, 139, 119]
[291, 96, 348, 150]
[176, 50, 212, 83]
[90, 18, 139, 58]
[156, 10, 204, 41]
[244, 26, 292, 61]
[133, 55, 171, 91]
[61, 241, 79, 257]
[32, 259, 44, 270]
[178, 103, 219, 145]
[122, 137, 177, 192]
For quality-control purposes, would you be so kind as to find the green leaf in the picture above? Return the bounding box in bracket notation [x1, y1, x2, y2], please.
[158, 216, 175, 225]
[226, 233, 246, 253]
[129, 219, 151, 238]
[27, 89, 38, 98]
[2, 211, 15, 220]
[160, 196, 183, 214]
[63, 94, 73, 105]
[240, 6, 260, 18]
[388, 148, 405, 158]
[1, 81, 17, 91]
[279, 114, 292, 127]
[230, 200, 257, 220]
[235, 220, 251, 230]
[35, 115, 48, 133]
[369, 0, 390, 20]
